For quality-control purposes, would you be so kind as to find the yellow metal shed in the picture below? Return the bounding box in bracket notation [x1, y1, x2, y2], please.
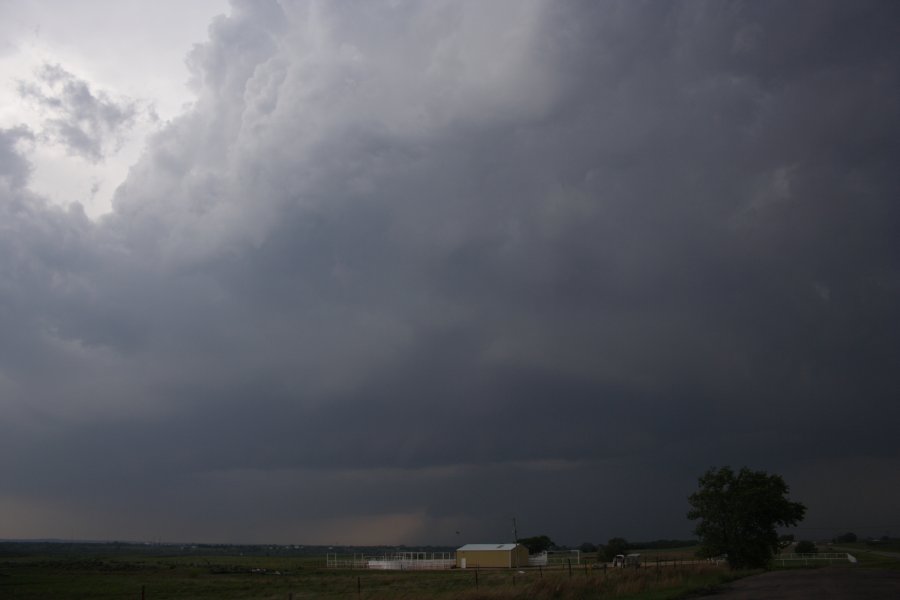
[456, 543, 529, 568]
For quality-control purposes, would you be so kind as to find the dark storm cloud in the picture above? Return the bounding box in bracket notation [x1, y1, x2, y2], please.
[17, 63, 140, 161]
[1, 0, 899, 544]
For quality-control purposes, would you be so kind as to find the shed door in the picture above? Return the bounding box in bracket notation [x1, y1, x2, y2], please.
[461, 557, 466, 569]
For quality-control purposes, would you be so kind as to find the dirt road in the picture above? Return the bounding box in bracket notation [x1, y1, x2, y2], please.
[705, 568, 900, 599]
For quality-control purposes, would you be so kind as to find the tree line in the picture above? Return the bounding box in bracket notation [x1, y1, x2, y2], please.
[523, 465, 811, 570]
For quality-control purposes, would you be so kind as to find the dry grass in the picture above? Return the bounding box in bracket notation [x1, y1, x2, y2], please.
[360, 564, 754, 600]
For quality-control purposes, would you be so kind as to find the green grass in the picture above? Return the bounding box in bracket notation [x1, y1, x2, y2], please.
[823, 542, 900, 570]
[846, 551, 900, 570]
[0, 551, 754, 600]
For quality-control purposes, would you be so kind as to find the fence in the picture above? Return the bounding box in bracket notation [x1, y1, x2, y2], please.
[328, 551, 722, 572]
[774, 553, 857, 566]
[326, 551, 455, 570]
[529, 550, 581, 567]
[326, 553, 368, 569]
[326, 549, 747, 572]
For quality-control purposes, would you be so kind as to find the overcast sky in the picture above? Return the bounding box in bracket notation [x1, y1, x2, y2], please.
[1, 0, 898, 547]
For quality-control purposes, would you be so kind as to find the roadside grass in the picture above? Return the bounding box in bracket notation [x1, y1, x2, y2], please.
[848, 551, 900, 570]
[441, 567, 757, 600]
[823, 542, 900, 570]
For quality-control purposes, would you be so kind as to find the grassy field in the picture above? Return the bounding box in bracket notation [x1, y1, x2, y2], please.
[0, 546, 753, 600]
[831, 543, 900, 570]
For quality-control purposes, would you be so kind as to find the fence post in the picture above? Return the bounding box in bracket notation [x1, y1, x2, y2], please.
[539, 565, 543, 578]
[475, 567, 479, 589]
[357, 575, 361, 596]
[568, 559, 572, 577]
[141, 585, 145, 600]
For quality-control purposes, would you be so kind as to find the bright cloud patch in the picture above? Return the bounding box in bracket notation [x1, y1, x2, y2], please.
[17, 63, 142, 162]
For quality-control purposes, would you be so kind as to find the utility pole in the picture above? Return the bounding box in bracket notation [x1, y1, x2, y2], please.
[512, 516, 521, 569]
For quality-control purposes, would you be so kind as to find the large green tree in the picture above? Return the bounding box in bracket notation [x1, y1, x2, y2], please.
[687, 466, 806, 569]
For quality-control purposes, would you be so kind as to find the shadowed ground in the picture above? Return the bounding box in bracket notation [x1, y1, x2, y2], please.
[704, 568, 900, 599]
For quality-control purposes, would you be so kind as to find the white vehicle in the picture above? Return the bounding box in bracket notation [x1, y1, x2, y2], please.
[613, 553, 641, 567]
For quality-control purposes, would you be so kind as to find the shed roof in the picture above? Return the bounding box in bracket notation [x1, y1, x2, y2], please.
[457, 543, 519, 552]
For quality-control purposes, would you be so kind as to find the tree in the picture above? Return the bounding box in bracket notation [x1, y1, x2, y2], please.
[518, 535, 554, 554]
[833, 532, 857, 544]
[579, 542, 598, 554]
[687, 466, 806, 569]
[795, 540, 817, 554]
[603, 537, 629, 561]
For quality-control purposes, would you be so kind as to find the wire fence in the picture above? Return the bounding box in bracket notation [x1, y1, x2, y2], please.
[774, 552, 857, 566]
[326, 552, 455, 570]
[326, 551, 726, 573]
[529, 549, 582, 566]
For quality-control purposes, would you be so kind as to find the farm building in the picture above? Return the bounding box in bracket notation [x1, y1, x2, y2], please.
[456, 544, 529, 569]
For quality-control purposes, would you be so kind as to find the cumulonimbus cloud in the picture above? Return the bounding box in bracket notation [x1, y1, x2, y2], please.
[0, 0, 898, 544]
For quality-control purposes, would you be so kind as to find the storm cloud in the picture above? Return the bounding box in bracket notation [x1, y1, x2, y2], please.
[17, 63, 142, 162]
[1, 0, 899, 545]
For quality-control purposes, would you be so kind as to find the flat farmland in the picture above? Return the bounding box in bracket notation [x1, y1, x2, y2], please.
[0, 544, 750, 600]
